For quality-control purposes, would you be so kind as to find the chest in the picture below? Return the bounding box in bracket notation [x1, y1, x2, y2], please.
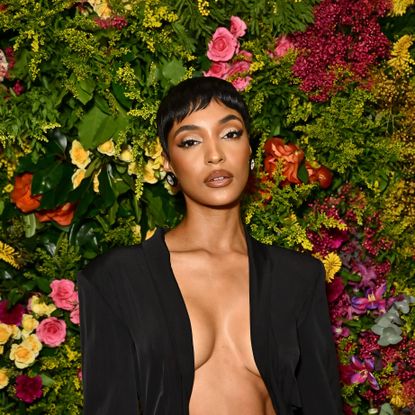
[169, 250, 261, 376]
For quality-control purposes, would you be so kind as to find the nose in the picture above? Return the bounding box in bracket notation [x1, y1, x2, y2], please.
[205, 138, 225, 165]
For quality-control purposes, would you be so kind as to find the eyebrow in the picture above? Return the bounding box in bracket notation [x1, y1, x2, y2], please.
[172, 114, 243, 139]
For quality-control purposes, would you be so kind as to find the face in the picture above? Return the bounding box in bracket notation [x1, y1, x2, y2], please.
[163, 100, 252, 209]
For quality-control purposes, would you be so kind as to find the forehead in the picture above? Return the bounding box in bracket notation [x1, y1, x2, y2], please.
[171, 100, 243, 130]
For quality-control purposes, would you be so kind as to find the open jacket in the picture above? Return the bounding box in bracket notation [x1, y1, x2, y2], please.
[78, 226, 343, 415]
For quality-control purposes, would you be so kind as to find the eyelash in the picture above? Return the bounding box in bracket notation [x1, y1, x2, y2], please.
[177, 129, 243, 149]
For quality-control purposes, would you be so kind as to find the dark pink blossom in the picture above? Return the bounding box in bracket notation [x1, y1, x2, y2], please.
[94, 16, 128, 30]
[12, 80, 24, 95]
[0, 299, 25, 325]
[15, 375, 43, 403]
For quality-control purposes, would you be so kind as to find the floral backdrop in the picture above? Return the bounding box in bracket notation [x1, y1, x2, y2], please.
[0, 0, 414, 414]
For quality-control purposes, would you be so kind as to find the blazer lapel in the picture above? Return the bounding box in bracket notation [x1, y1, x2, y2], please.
[142, 228, 194, 413]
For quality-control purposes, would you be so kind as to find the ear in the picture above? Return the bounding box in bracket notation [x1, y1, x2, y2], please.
[162, 151, 175, 174]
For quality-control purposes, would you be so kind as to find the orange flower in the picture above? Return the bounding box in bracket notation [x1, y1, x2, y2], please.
[35, 202, 76, 226]
[306, 162, 333, 189]
[263, 137, 304, 185]
[10, 173, 42, 213]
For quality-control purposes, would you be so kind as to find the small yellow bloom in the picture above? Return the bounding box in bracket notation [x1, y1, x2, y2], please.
[9, 342, 36, 369]
[143, 160, 158, 184]
[10, 325, 21, 340]
[145, 228, 156, 240]
[22, 334, 42, 356]
[29, 295, 56, 317]
[97, 139, 115, 156]
[0, 368, 9, 389]
[22, 314, 39, 334]
[322, 252, 342, 282]
[0, 345, 3, 354]
[93, 170, 100, 193]
[119, 146, 134, 163]
[0, 324, 12, 345]
[88, 0, 112, 18]
[0, 241, 20, 269]
[127, 161, 139, 176]
[145, 139, 163, 159]
[71, 168, 86, 189]
[70, 140, 91, 169]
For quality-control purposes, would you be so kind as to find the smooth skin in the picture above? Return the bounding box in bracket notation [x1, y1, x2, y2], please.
[162, 100, 277, 415]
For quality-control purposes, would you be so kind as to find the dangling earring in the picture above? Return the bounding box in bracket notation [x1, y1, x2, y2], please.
[166, 172, 178, 186]
[250, 158, 255, 171]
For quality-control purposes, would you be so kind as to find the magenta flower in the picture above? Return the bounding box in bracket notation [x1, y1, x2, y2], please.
[351, 283, 387, 314]
[15, 374, 43, 403]
[0, 299, 25, 325]
[350, 356, 379, 390]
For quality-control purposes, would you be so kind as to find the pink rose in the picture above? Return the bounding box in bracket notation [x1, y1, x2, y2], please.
[70, 304, 80, 325]
[232, 76, 252, 91]
[227, 60, 251, 78]
[237, 50, 253, 62]
[49, 279, 78, 310]
[203, 62, 230, 79]
[230, 16, 247, 38]
[274, 35, 294, 58]
[207, 27, 238, 62]
[36, 317, 66, 347]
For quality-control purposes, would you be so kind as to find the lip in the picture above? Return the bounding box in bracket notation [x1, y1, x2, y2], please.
[204, 169, 233, 188]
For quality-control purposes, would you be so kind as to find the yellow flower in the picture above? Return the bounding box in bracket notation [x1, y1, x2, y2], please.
[21, 314, 39, 334]
[0, 241, 20, 268]
[70, 140, 91, 169]
[22, 334, 42, 356]
[9, 342, 36, 369]
[88, 0, 112, 18]
[97, 139, 115, 156]
[143, 160, 159, 184]
[11, 325, 21, 340]
[71, 168, 86, 189]
[93, 170, 100, 193]
[119, 146, 134, 163]
[145, 228, 156, 240]
[0, 346, 3, 354]
[29, 295, 56, 317]
[0, 324, 12, 345]
[127, 161, 139, 176]
[145, 139, 163, 159]
[388, 34, 415, 74]
[0, 368, 9, 389]
[322, 252, 342, 283]
[390, 0, 414, 16]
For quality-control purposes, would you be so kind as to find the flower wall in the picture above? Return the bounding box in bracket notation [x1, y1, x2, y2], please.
[0, 0, 414, 414]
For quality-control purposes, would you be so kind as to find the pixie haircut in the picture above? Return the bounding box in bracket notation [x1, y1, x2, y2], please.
[156, 76, 250, 157]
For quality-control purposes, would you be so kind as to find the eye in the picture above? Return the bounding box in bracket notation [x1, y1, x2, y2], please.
[222, 129, 243, 140]
[177, 138, 200, 148]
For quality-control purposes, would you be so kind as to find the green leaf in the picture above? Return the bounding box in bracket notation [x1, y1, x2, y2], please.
[297, 162, 309, 184]
[74, 76, 96, 105]
[78, 105, 129, 149]
[161, 59, 186, 85]
[379, 404, 393, 415]
[40, 374, 55, 387]
[32, 162, 66, 195]
[35, 277, 52, 293]
[23, 213, 37, 238]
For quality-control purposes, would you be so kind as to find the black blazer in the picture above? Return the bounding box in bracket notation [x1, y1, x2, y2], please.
[78, 226, 343, 415]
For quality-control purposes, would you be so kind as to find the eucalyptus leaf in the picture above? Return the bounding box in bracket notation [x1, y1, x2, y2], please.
[379, 404, 393, 415]
[23, 213, 37, 238]
[40, 374, 55, 387]
[161, 59, 186, 85]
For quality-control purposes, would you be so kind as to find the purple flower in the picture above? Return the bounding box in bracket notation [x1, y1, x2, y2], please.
[351, 283, 387, 314]
[350, 356, 379, 390]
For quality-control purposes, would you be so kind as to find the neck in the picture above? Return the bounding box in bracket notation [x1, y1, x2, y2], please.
[170, 200, 247, 253]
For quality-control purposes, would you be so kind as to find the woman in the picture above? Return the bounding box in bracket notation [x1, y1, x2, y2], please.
[78, 77, 343, 415]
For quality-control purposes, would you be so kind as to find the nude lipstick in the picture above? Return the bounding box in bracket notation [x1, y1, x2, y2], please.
[204, 169, 233, 188]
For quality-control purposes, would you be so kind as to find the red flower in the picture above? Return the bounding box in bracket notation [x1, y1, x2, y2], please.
[306, 162, 333, 189]
[35, 202, 76, 226]
[263, 137, 304, 185]
[0, 299, 25, 325]
[10, 173, 42, 213]
[15, 374, 43, 403]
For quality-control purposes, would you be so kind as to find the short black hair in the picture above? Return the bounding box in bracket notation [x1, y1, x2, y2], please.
[156, 76, 250, 157]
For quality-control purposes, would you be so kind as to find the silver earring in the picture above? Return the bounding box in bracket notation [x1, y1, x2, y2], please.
[166, 172, 178, 186]
[250, 158, 255, 171]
